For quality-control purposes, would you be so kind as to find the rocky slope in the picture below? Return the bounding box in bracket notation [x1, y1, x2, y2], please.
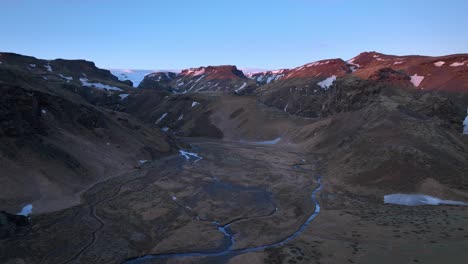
[0, 53, 177, 215]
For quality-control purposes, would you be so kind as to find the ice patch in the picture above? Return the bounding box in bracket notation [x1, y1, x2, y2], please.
[17, 204, 33, 216]
[434, 61, 445, 67]
[179, 150, 203, 162]
[80, 78, 122, 91]
[384, 194, 468, 206]
[155, 113, 168, 124]
[119, 93, 129, 100]
[317, 76, 336, 90]
[410, 74, 424, 87]
[191, 101, 200, 107]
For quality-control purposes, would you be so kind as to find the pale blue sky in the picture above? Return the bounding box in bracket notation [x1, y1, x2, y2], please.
[2, 0, 467, 70]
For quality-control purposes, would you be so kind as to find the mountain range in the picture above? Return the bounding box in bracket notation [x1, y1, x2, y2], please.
[1, 50, 468, 264]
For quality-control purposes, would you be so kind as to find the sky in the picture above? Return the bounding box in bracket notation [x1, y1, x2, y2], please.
[1, 0, 468, 70]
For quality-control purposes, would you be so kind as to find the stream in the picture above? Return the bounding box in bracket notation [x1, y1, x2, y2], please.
[125, 153, 323, 263]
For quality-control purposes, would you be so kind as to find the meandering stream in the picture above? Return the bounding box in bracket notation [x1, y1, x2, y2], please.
[125, 156, 323, 263]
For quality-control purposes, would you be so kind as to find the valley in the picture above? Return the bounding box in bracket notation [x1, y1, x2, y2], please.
[1, 51, 468, 264]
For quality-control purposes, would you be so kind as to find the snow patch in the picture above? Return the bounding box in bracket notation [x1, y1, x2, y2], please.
[178, 114, 184, 121]
[194, 74, 206, 83]
[179, 150, 203, 162]
[450, 62, 465, 67]
[139, 160, 148, 165]
[155, 113, 168, 124]
[119, 94, 129, 100]
[185, 68, 206, 76]
[410, 74, 424, 87]
[191, 101, 200, 108]
[29, 64, 36, 67]
[80, 78, 122, 91]
[283, 104, 288, 112]
[384, 194, 468, 206]
[434, 61, 445, 67]
[17, 204, 33, 216]
[235, 82, 248, 93]
[317, 76, 336, 90]
[254, 137, 282, 145]
[109, 69, 154, 87]
[59, 74, 73, 81]
[463, 109, 468, 134]
[43, 64, 52, 72]
[160, 127, 169, 132]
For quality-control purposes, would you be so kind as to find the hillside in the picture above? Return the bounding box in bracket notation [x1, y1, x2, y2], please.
[0, 53, 177, 215]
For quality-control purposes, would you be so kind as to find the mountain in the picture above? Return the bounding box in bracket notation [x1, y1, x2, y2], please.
[1, 51, 468, 264]
[137, 65, 257, 93]
[246, 69, 290, 85]
[348, 51, 468, 92]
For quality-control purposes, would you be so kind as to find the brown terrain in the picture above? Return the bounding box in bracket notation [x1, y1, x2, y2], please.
[1, 52, 468, 264]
